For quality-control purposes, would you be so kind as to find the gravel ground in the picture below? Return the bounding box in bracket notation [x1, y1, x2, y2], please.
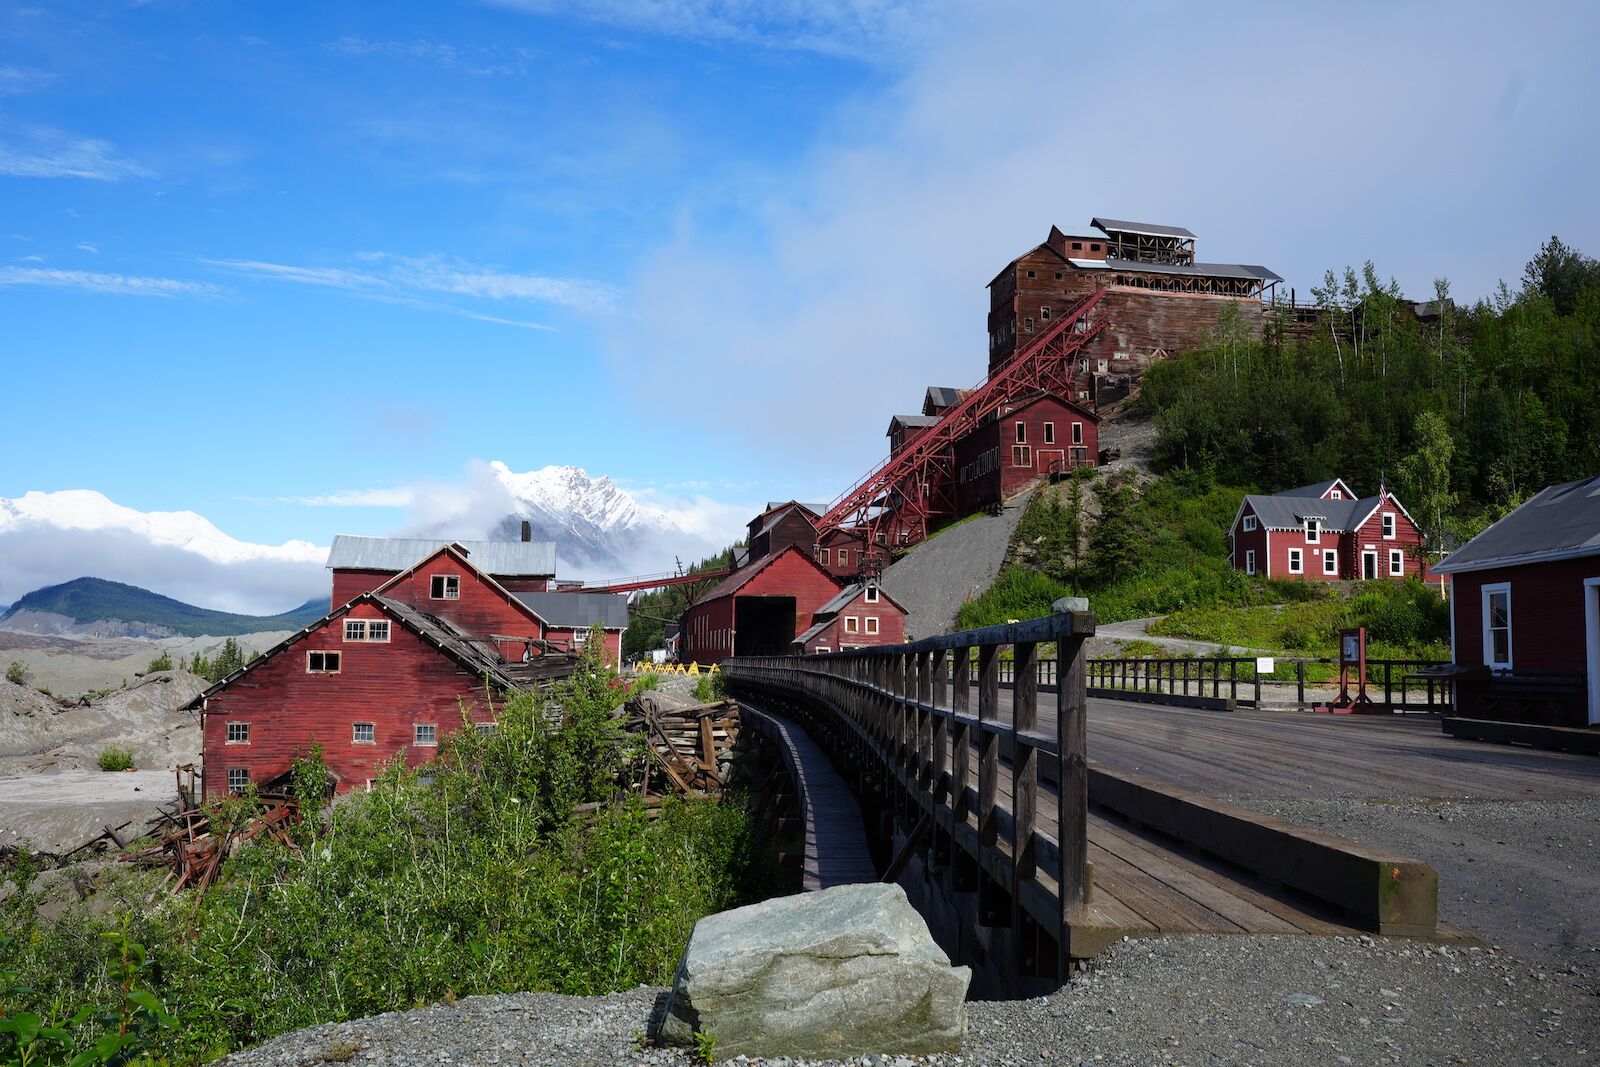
[880, 495, 1031, 641]
[220, 934, 1598, 1066]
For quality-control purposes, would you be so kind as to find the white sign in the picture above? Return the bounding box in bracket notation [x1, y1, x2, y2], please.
[1342, 634, 1361, 662]
[1256, 657, 1275, 674]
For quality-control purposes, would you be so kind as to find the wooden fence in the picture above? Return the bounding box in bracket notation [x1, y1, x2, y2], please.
[723, 610, 1095, 978]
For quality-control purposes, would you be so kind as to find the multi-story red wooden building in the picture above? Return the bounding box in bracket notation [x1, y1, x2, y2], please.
[791, 583, 907, 655]
[953, 391, 1100, 514]
[986, 218, 1281, 399]
[677, 545, 842, 663]
[188, 542, 626, 798]
[326, 529, 556, 608]
[1226, 479, 1428, 581]
[1434, 474, 1600, 726]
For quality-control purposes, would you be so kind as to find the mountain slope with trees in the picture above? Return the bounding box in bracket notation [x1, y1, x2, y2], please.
[0, 577, 325, 639]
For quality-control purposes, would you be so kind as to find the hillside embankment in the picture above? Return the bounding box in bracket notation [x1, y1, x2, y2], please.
[0, 627, 288, 699]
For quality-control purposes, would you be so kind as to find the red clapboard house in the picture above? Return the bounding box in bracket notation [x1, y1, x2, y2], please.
[327, 530, 556, 608]
[791, 583, 908, 655]
[1227, 479, 1428, 582]
[678, 545, 843, 663]
[815, 526, 871, 583]
[1433, 474, 1600, 727]
[186, 544, 605, 799]
[953, 390, 1100, 514]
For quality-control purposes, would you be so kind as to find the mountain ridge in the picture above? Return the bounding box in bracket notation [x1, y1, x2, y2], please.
[0, 577, 326, 640]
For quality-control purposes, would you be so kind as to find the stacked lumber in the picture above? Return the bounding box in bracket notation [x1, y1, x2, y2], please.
[624, 694, 741, 800]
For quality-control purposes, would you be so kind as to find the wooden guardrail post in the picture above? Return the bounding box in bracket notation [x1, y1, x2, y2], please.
[952, 646, 972, 821]
[1058, 624, 1089, 917]
[977, 643, 1000, 847]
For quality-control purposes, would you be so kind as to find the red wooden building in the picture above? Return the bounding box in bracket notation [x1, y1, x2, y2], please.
[678, 545, 842, 663]
[815, 526, 872, 583]
[1227, 479, 1428, 582]
[740, 501, 821, 568]
[327, 530, 556, 608]
[1434, 475, 1600, 726]
[186, 544, 580, 799]
[791, 582, 908, 655]
[512, 591, 628, 665]
[953, 391, 1100, 514]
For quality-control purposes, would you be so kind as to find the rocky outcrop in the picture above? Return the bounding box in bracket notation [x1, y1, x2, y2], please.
[656, 883, 970, 1060]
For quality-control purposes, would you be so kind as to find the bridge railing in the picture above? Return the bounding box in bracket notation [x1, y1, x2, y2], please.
[723, 610, 1095, 976]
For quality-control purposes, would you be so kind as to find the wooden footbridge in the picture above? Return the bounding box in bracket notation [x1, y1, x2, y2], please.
[723, 611, 1441, 996]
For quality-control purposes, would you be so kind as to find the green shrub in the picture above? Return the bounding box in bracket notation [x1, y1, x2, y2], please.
[145, 651, 173, 673]
[693, 670, 726, 703]
[4, 660, 25, 685]
[96, 746, 135, 772]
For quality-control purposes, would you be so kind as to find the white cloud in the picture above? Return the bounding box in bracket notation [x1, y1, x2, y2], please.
[205, 253, 616, 326]
[0, 65, 56, 95]
[74, 242, 98, 254]
[482, 0, 933, 62]
[0, 491, 326, 614]
[0, 128, 151, 181]
[285, 488, 417, 508]
[0, 267, 217, 297]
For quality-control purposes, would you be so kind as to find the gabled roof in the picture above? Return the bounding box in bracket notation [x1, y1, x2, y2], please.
[328, 535, 556, 576]
[994, 388, 1101, 423]
[812, 582, 906, 619]
[924, 386, 968, 411]
[182, 593, 523, 711]
[1091, 217, 1196, 240]
[887, 414, 940, 436]
[1241, 493, 1367, 533]
[370, 543, 548, 630]
[761, 501, 823, 517]
[751, 502, 820, 541]
[690, 545, 839, 607]
[513, 591, 629, 630]
[793, 619, 830, 647]
[1281, 478, 1354, 500]
[1434, 475, 1600, 574]
[1102, 257, 1281, 283]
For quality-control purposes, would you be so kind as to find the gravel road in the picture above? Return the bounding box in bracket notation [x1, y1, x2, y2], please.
[221, 934, 1598, 1066]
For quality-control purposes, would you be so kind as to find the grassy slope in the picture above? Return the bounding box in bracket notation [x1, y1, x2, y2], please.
[1, 577, 325, 637]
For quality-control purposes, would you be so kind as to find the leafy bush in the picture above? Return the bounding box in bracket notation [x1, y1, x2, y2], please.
[956, 567, 1073, 630]
[4, 661, 25, 685]
[96, 746, 134, 772]
[693, 669, 726, 703]
[145, 651, 173, 673]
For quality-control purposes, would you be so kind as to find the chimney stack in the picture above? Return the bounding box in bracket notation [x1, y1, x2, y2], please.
[521, 520, 532, 542]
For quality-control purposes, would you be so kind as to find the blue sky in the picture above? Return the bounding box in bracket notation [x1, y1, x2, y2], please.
[3, 1, 1597, 560]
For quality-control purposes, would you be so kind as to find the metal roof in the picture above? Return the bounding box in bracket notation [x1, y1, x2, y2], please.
[887, 414, 940, 435]
[1102, 257, 1283, 283]
[1433, 475, 1600, 574]
[1242, 493, 1376, 533]
[327, 535, 556, 576]
[793, 619, 830, 647]
[376, 597, 524, 689]
[1281, 479, 1350, 499]
[924, 386, 965, 409]
[1091, 218, 1197, 240]
[513, 591, 630, 630]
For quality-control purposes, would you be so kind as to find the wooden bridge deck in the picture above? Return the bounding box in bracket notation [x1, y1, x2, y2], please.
[740, 695, 1362, 951]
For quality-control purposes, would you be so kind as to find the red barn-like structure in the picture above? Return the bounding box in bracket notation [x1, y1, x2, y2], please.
[678, 546, 842, 663]
[953, 391, 1100, 515]
[1227, 479, 1427, 582]
[791, 583, 907, 655]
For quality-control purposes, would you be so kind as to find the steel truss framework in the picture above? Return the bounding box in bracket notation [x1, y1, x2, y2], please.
[816, 288, 1110, 554]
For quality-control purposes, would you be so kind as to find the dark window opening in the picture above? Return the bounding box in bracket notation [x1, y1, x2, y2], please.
[307, 650, 341, 673]
[430, 574, 460, 599]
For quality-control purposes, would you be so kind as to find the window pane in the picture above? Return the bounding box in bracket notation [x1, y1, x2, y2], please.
[1489, 593, 1508, 629]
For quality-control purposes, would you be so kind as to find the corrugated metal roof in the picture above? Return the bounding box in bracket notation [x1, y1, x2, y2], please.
[793, 620, 830, 647]
[924, 386, 965, 409]
[1092, 217, 1197, 240]
[514, 591, 630, 630]
[327, 535, 556, 576]
[1434, 475, 1600, 574]
[1281, 479, 1346, 499]
[1103, 257, 1281, 283]
[887, 414, 940, 435]
[1243, 493, 1375, 533]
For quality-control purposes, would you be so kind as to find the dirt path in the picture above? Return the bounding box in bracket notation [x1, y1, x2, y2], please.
[1095, 614, 1272, 656]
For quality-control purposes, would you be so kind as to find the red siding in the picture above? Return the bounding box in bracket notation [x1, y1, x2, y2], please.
[680, 548, 841, 664]
[331, 569, 391, 609]
[544, 627, 623, 666]
[1346, 496, 1429, 581]
[376, 549, 546, 643]
[816, 528, 871, 582]
[201, 601, 498, 798]
[1450, 557, 1598, 675]
[796, 590, 907, 654]
[1231, 489, 1429, 583]
[955, 393, 1099, 514]
[1230, 502, 1269, 575]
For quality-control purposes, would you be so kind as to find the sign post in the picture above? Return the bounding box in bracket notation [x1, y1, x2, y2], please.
[1316, 626, 1380, 714]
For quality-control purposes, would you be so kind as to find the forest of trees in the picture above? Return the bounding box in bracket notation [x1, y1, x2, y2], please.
[620, 544, 742, 659]
[1142, 237, 1600, 548]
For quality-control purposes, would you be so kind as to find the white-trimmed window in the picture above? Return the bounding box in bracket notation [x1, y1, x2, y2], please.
[1015, 422, 1027, 443]
[344, 618, 391, 642]
[1041, 305, 1050, 320]
[864, 585, 879, 603]
[1245, 549, 1256, 575]
[1382, 513, 1396, 539]
[1389, 549, 1404, 576]
[227, 767, 249, 794]
[844, 616, 859, 634]
[1305, 518, 1320, 544]
[1043, 422, 1055, 444]
[430, 574, 461, 600]
[226, 721, 250, 744]
[865, 617, 879, 635]
[1482, 583, 1512, 669]
[1072, 421, 1084, 445]
[307, 650, 341, 673]
[1323, 550, 1338, 575]
[1242, 514, 1257, 533]
[353, 722, 375, 744]
[838, 549, 850, 568]
[1287, 548, 1303, 574]
[815, 646, 830, 655]
[1329, 489, 1343, 500]
[414, 723, 437, 747]
[819, 547, 830, 566]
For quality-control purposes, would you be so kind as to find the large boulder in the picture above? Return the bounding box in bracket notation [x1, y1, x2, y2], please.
[656, 882, 970, 1060]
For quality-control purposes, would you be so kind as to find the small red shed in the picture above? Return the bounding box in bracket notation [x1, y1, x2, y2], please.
[791, 582, 908, 654]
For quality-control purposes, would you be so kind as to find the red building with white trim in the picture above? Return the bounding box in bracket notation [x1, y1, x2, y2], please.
[953, 391, 1100, 514]
[678, 545, 842, 663]
[791, 583, 908, 655]
[1227, 479, 1428, 582]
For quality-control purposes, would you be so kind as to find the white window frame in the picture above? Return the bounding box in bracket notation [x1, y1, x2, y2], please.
[1072, 421, 1083, 445]
[1245, 549, 1256, 575]
[1382, 512, 1396, 539]
[1305, 518, 1320, 544]
[1043, 422, 1055, 444]
[414, 723, 438, 747]
[353, 721, 376, 744]
[344, 618, 391, 642]
[864, 585, 879, 603]
[226, 721, 250, 744]
[844, 616, 859, 634]
[1242, 514, 1257, 533]
[1323, 549, 1338, 575]
[307, 650, 341, 674]
[1040, 305, 1050, 320]
[1329, 489, 1343, 500]
[430, 574, 461, 600]
[838, 548, 850, 568]
[1287, 548, 1303, 574]
[865, 617, 879, 635]
[819, 547, 830, 566]
[1015, 422, 1026, 444]
[815, 646, 830, 655]
[1481, 582, 1512, 670]
[227, 767, 249, 794]
[1389, 548, 1404, 576]
[1013, 445, 1032, 467]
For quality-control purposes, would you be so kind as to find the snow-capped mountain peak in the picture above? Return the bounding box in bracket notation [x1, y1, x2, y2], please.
[487, 462, 660, 535]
